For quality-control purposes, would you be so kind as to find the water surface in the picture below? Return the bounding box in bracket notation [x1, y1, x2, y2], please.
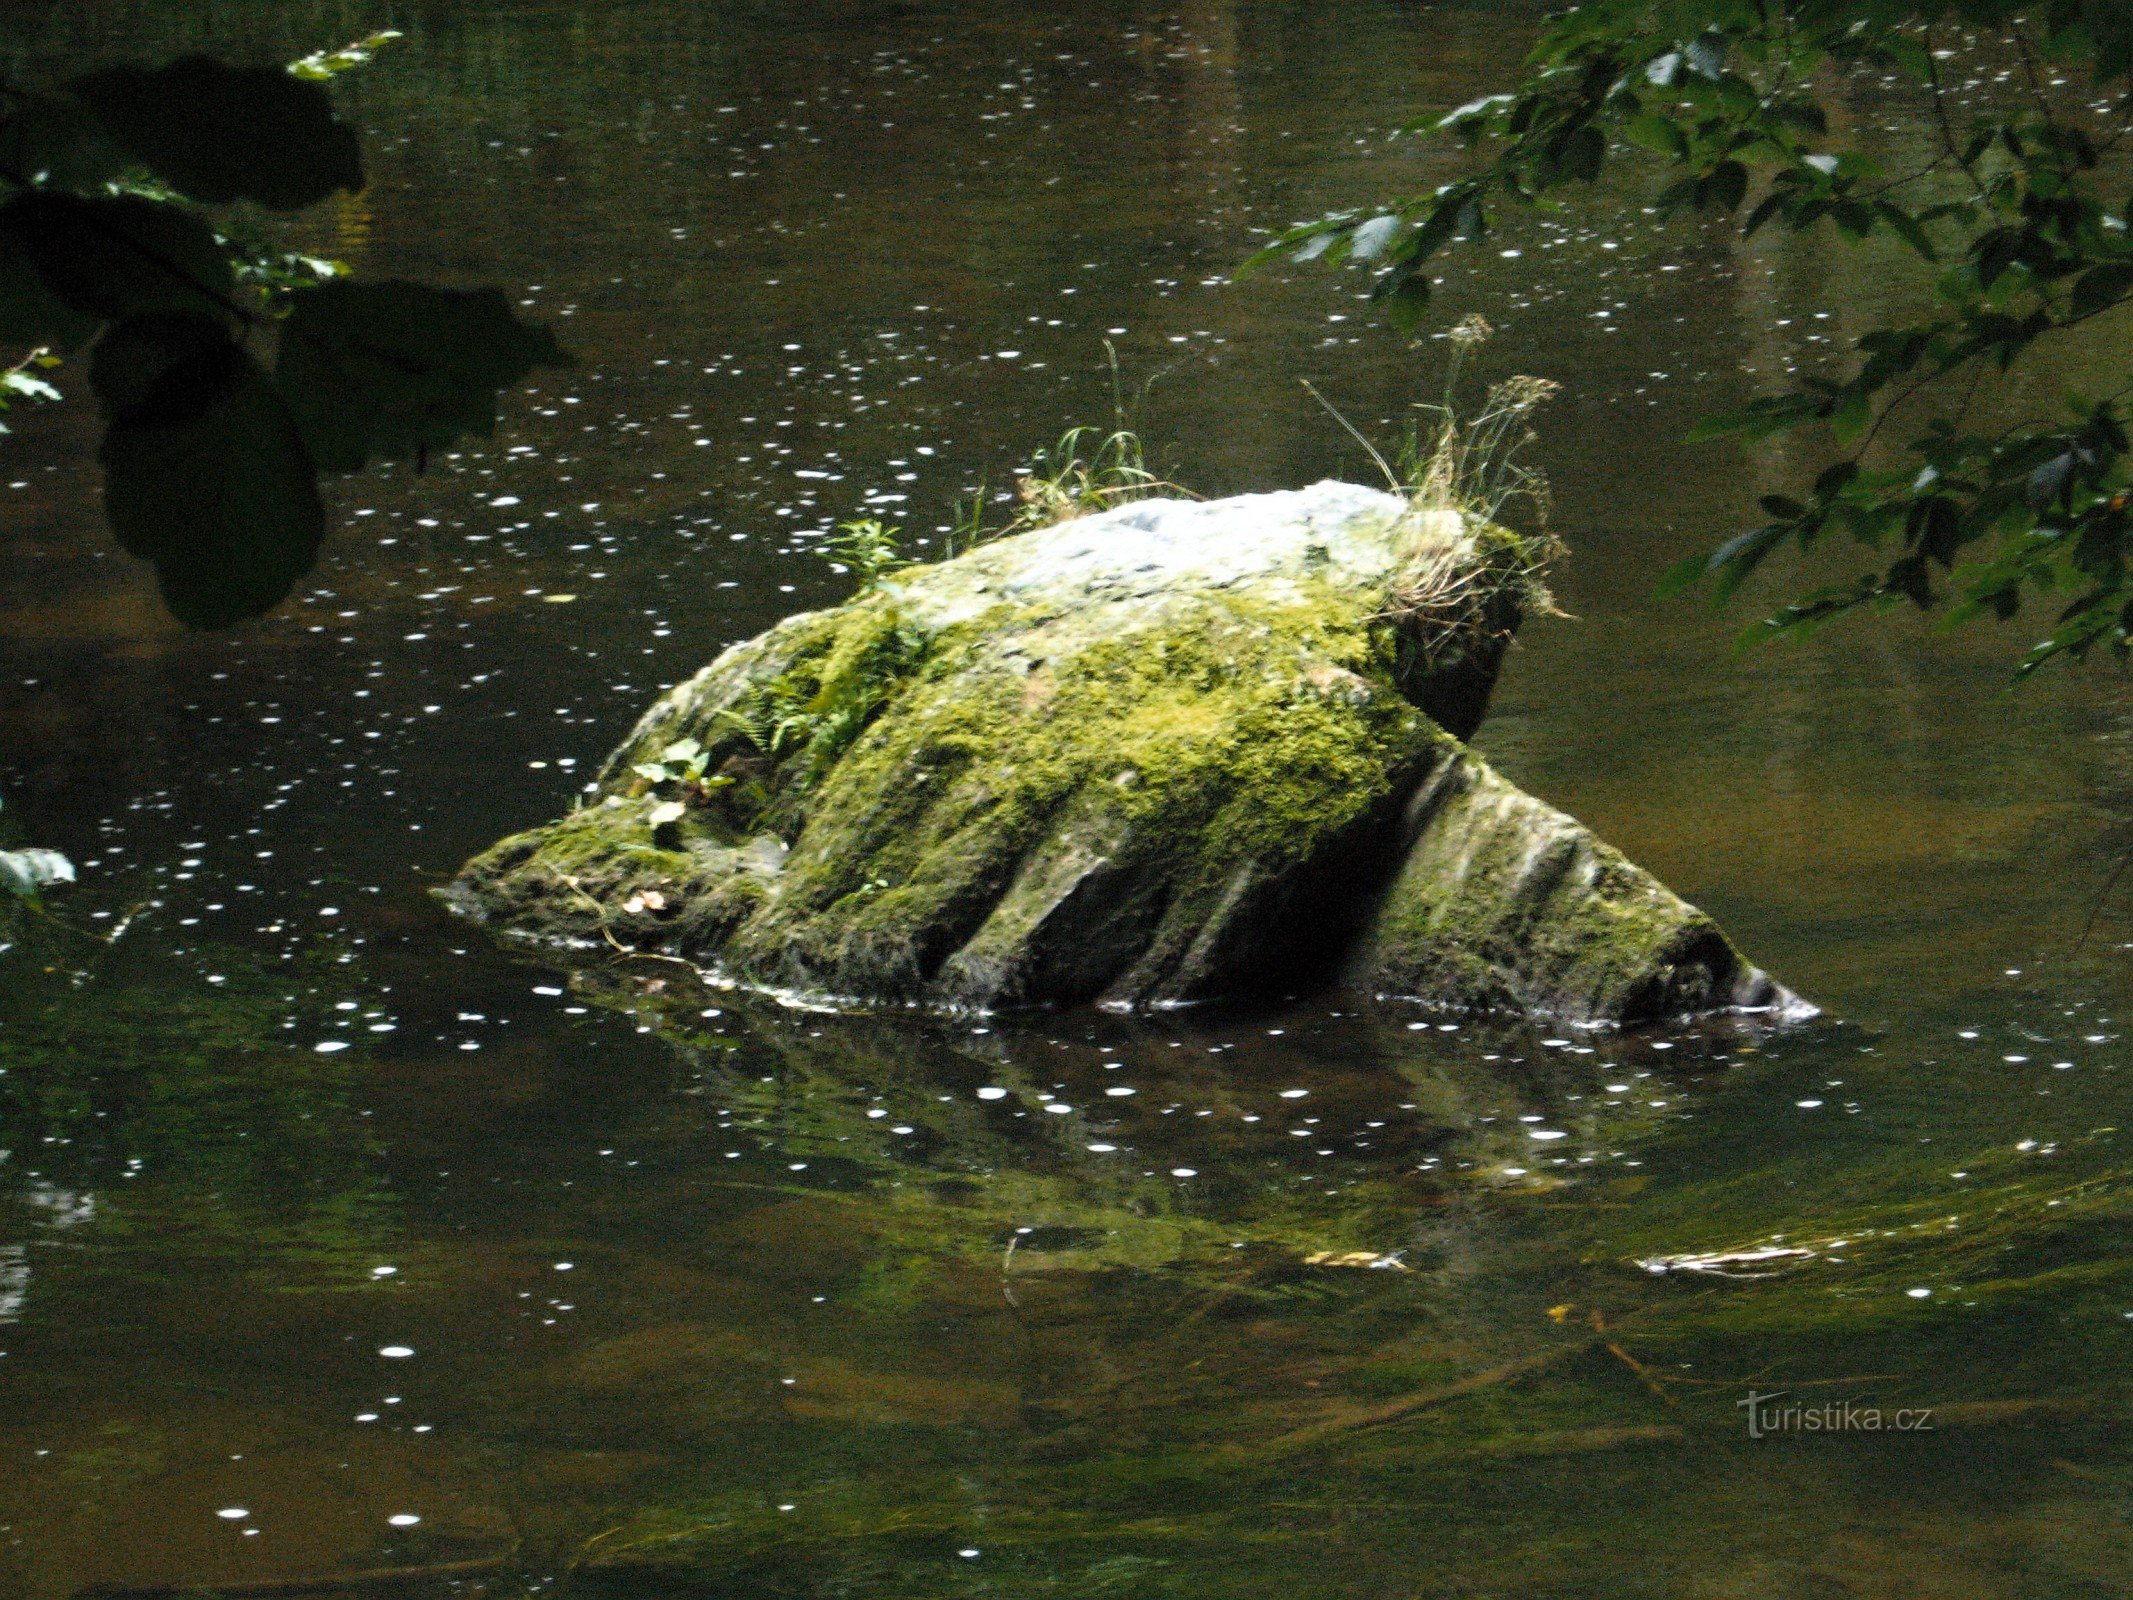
[3, 3, 2131, 1595]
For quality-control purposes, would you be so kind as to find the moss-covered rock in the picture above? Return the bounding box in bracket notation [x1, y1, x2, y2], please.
[443, 481, 1792, 1021]
[1349, 747, 1791, 1024]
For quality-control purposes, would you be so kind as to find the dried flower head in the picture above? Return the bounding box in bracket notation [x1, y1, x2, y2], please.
[1448, 314, 1494, 347]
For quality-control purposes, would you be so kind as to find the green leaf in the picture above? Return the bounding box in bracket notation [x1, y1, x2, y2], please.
[1381, 272, 1432, 335]
[1624, 111, 1689, 159]
[68, 56, 362, 211]
[276, 281, 567, 472]
[1830, 389, 1872, 446]
[0, 191, 234, 326]
[1879, 34, 1932, 82]
[90, 314, 325, 628]
[633, 762, 672, 783]
[1653, 552, 1711, 599]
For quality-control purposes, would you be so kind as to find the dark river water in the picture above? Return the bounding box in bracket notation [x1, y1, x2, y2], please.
[4, 3, 2133, 1595]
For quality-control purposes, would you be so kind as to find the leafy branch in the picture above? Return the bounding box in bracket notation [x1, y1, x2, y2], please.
[1247, 1, 2133, 673]
[0, 39, 565, 627]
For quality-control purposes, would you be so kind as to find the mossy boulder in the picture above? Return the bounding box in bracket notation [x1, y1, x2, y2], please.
[1349, 747, 1789, 1023]
[444, 481, 1792, 1022]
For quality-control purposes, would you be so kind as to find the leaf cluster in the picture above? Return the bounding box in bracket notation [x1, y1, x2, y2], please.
[1250, 0, 2133, 672]
[0, 43, 564, 626]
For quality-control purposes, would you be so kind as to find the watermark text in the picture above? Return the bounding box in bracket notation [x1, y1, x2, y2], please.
[1738, 1389, 1934, 1438]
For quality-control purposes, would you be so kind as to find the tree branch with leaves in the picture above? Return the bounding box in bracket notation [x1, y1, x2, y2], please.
[1248, 0, 2133, 674]
[0, 34, 565, 628]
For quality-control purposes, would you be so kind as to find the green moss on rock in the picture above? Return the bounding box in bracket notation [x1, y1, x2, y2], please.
[1350, 749, 1785, 1023]
[443, 481, 1792, 1022]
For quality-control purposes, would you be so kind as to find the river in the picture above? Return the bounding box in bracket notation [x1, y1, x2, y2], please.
[2, 2, 2130, 1595]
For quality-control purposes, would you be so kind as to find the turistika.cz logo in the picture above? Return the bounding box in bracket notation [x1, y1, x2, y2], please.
[1738, 1390, 1935, 1438]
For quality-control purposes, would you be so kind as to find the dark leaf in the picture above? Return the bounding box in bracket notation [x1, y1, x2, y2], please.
[0, 218, 101, 349]
[1709, 523, 1790, 601]
[1771, 98, 1829, 135]
[1976, 227, 2025, 289]
[1699, 159, 1748, 211]
[1381, 272, 1431, 335]
[1742, 191, 1791, 238]
[0, 91, 131, 191]
[1814, 460, 1861, 497]
[1406, 191, 1469, 264]
[90, 313, 324, 627]
[1831, 200, 1876, 239]
[1883, 553, 1934, 606]
[1758, 494, 1805, 518]
[1557, 123, 1606, 184]
[0, 191, 234, 325]
[1910, 496, 1963, 566]
[2071, 261, 2133, 319]
[1653, 175, 1702, 216]
[67, 56, 362, 211]
[275, 281, 567, 472]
